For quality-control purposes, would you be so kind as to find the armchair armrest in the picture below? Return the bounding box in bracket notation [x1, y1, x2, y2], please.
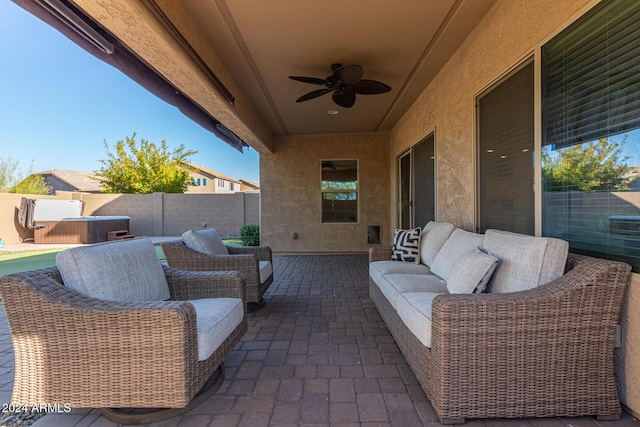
[0, 270, 200, 407]
[369, 246, 393, 263]
[227, 245, 272, 262]
[163, 265, 246, 302]
[427, 254, 631, 420]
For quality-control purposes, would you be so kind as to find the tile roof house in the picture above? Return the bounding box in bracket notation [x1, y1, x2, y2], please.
[35, 169, 104, 194]
[185, 163, 250, 193]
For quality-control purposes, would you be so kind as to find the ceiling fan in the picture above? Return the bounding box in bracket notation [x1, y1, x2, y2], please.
[289, 63, 391, 108]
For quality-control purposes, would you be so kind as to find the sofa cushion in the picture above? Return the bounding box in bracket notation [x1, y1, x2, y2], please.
[431, 229, 485, 282]
[188, 298, 244, 361]
[377, 273, 447, 309]
[259, 261, 273, 284]
[369, 260, 432, 286]
[484, 229, 568, 288]
[446, 248, 499, 294]
[397, 292, 442, 348]
[56, 237, 170, 302]
[182, 228, 229, 255]
[392, 228, 422, 264]
[483, 230, 549, 293]
[420, 221, 456, 267]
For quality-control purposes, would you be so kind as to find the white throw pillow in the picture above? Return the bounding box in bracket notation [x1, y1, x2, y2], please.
[446, 248, 499, 294]
[182, 228, 229, 255]
[392, 228, 422, 264]
[431, 229, 485, 281]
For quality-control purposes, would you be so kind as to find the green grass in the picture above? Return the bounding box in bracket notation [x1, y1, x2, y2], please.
[0, 239, 243, 276]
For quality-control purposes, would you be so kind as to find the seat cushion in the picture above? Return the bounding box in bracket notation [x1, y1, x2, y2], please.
[397, 292, 443, 348]
[182, 228, 229, 255]
[446, 248, 499, 294]
[377, 273, 447, 309]
[420, 221, 456, 266]
[259, 261, 273, 284]
[482, 230, 549, 293]
[392, 228, 422, 264]
[430, 229, 485, 282]
[56, 237, 170, 302]
[369, 261, 433, 291]
[188, 298, 244, 361]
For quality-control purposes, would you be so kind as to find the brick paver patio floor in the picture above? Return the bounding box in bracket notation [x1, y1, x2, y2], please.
[1, 254, 639, 426]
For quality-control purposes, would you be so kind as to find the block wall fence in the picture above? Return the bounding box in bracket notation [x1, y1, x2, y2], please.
[0, 191, 260, 245]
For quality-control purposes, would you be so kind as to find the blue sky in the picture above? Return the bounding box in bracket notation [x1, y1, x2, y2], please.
[0, 1, 260, 183]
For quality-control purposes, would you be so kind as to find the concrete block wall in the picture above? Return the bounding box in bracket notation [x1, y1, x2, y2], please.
[0, 191, 260, 244]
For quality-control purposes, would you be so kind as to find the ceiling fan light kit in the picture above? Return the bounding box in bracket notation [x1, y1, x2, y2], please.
[289, 64, 391, 108]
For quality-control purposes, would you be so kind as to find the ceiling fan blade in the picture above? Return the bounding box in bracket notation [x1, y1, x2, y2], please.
[333, 64, 363, 85]
[353, 79, 392, 94]
[296, 88, 332, 102]
[333, 91, 356, 108]
[289, 76, 328, 85]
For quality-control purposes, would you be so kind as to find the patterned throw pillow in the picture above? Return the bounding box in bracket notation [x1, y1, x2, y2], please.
[392, 228, 422, 264]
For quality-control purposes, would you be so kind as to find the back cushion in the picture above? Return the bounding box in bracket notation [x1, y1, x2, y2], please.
[419, 221, 456, 266]
[182, 228, 229, 255]
[56, 237, 170, 301]
[430, 229, 484, 282]
[482, 229, 549, 293]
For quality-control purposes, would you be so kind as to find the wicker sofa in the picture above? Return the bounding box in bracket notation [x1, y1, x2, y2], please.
[0, 238, 248, 423]
[369, 222, 631, 424]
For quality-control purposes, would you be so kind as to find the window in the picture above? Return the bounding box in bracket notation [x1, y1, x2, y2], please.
[202, 178, 207, 186]
[477, 60, 535, 234]
[230, 182, 235, 191]
[196, 178, 201, 186]
[217, 179, 225, 187]
[321, 160, 358, 223]
[542, 0, 640, 271]
[398, 133, 436, 229]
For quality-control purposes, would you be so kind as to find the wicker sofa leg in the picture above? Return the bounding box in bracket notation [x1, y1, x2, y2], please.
[597, 414, 621, 421]
[440, 417, 465, 424]
[247, 297, 266, 312]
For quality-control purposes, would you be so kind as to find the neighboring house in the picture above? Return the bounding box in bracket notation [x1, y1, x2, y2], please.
[185, 163, 245, 194]
[239, 179, 260, 192]
[34, 169, 104, 194]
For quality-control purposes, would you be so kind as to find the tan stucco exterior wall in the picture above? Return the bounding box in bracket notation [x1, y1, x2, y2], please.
[261, 133, 390, 253]
[390, 0, 595, 230]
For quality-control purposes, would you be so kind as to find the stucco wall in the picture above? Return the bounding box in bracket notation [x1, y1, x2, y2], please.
[261, 133, 390, 253]
[390, 0, 595, 230]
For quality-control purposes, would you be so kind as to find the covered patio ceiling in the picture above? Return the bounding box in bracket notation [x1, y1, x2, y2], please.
[177, 0, 499, 136]
[46, 0, 499, 142]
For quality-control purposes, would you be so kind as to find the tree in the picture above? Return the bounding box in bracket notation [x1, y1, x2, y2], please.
[542, 137, 636, 192]
[0, 157, 25, 192]
[9, 175, 52, 195]
[95, 134, 197, 193]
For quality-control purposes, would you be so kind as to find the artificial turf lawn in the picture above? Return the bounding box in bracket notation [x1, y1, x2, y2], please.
[0, 238, 245, 276]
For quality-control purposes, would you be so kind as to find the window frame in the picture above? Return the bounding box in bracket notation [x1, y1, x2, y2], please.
[321, 159, 359, 224]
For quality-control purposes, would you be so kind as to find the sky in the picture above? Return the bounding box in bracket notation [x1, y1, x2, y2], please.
[0, 1, 260, 183]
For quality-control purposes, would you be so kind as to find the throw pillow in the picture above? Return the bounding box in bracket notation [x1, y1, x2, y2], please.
[392, 227, 422, 264]
[446, 248, 499, 294]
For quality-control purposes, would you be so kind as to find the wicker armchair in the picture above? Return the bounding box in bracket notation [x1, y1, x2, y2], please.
[162, 232, 274, 312]
[369, 248, 631, 423]
[0, 239, 248, 424]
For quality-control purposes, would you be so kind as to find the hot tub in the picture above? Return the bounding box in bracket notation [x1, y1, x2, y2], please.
[34, 216, 130, 244]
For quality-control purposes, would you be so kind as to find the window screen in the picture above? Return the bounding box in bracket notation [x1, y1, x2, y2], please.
[477, 60, 535, 235]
